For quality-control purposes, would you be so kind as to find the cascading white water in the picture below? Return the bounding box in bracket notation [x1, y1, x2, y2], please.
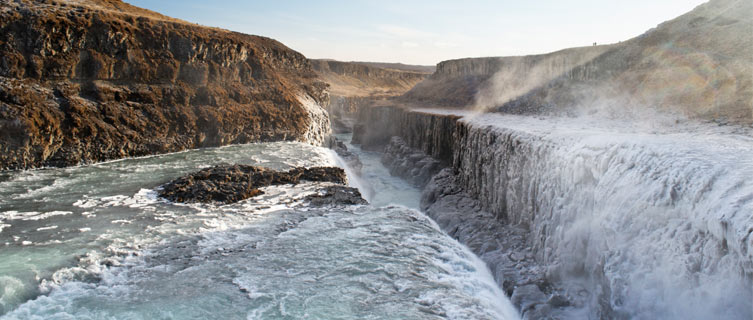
[0, 139, 519, 319]
[452, 113, 753, 319]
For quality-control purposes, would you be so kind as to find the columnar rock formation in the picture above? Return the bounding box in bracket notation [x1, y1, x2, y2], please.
[0, 0, 330, 170]
[352, 5, 753, 315]
[353, 105, 753, 319]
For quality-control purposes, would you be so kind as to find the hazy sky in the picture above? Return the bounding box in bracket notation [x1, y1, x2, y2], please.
[126, 0, 708, 65]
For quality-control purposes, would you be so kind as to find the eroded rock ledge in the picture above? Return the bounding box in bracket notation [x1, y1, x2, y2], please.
[158, 165, 353, 204]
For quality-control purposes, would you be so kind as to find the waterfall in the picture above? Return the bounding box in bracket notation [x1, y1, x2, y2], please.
[452, 114, 753, 318]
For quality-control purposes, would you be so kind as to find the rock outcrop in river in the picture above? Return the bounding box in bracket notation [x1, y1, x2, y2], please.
[0, 0, 331, 170]
[159, 164, 353, 204]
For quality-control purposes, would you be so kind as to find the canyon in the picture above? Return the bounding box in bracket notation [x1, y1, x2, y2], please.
[311, 59, 432, 133]
[347, 0, 752, 318]
[401, 0, 752, 125]
[0, 0, 751, 319]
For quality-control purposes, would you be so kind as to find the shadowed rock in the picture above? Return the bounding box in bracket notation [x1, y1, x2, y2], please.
[159, 165, 347, 204]
[330, 137, 363, 174]
[304, 185, 367, 206]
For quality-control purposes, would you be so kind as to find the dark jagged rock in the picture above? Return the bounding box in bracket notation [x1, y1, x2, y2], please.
[329, 137, 362, 174]
[381, 136, 441, 188]
[304, 185, 367, 206]
[0, 0, 330, 170]
[352, 105, 459, 158]
[158, 165, 347, 204]
[421, 168, 567, 319]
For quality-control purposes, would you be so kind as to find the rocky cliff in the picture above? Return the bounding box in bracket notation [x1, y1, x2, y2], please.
[0, 0, 330, 170]
[400, 46, 612, 108]
[500, 0, 753, 124]
[402, 0, 753, 125]
[311, 59, 430, 132]
[349, 1, 753, 318]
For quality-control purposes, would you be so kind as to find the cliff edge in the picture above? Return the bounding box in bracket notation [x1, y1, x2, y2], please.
[0, 0, 330, 170]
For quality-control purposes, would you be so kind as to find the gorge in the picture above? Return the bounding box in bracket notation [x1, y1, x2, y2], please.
[1, 0, 752, 319]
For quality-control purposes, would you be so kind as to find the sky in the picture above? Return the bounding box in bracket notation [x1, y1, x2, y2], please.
[126, 0, 708, 66]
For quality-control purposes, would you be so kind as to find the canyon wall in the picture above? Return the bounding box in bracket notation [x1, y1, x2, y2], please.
[351, 106, 458, 161]
[401, 0, 752, 125]
[311, 59, 430, 132]
[498, 0, 753, 124]
[311, 60, 430, 98]
[401, 46, 611, 109]
[0, 0, 330, 170]
[350, 0, 753, 318]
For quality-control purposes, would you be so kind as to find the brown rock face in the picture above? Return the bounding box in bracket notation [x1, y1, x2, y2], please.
[0, 0, 331, 170]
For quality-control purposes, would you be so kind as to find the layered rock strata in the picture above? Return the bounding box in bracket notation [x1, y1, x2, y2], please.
[0, 0, 330, 170]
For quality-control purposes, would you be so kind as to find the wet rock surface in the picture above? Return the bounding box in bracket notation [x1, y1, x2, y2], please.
[330, 138, 363, 174]
[159, 165, 347, 204]
[422, 169, 578, 319]
[381, 136, 442, 187]
[352, 105, 459, 158]
[303, 185, 367, 206]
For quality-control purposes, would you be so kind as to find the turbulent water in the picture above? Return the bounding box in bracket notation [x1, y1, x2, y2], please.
[453, 113, 753, 319]
[0, 140, 518, 319]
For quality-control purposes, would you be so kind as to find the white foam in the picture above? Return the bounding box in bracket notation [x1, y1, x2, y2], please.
[1, 211, 73, 221]
[13, 178, 74, 200]
[72, 198, 99, 208]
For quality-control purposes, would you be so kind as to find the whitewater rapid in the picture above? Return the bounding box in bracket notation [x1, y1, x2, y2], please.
[0, 140, 518, 319]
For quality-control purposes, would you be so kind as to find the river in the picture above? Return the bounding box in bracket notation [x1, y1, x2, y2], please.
[0, 138, 519, 319]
